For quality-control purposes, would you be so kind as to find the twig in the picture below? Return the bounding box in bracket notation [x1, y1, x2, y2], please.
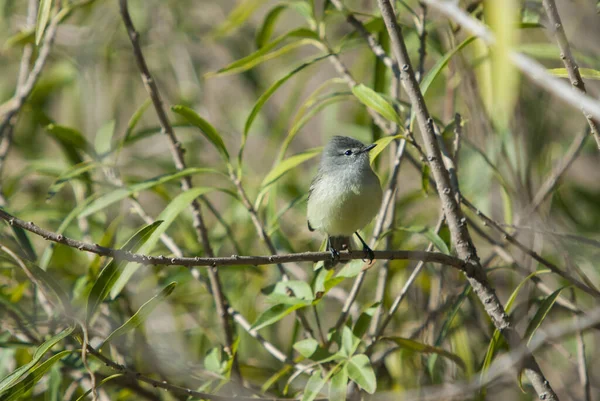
[460, 197, 600, 299]
[0, 207, 464, 269]
[424, 0, 600, 148]
[541, 0, 600, 149]
[374, 0, 559, 399]
[497, 223, 600, 249]
[370, 214, 446, 346]
[117, 0, 238, 377]
[86, 344, 320, 401]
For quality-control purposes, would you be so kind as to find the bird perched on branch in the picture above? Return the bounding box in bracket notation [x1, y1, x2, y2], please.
[307, 136, 382, 269]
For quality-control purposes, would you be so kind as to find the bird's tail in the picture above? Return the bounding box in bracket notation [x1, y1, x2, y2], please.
[325, 236, 352, 270]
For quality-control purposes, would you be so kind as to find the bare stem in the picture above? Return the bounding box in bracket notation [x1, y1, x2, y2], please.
[117, 0, 238, 378]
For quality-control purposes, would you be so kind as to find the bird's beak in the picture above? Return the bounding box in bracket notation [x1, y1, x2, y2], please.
[360, 143, 376, 154]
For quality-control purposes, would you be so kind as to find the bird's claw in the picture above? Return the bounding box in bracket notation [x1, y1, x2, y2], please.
[362, 245, 375, 264]
[329, 247, 340, 263]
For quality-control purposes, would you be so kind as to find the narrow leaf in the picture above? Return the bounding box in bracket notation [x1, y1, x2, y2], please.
[256, 5, 287, 48]
[260, 147, 321, 189]
[0, 350, 72, 401]
[0, 327, 73, 392]
[241, 54, 330, 163]
[369, 134, 404, 165]
[45, 124, 96, 159]
[385, 336, 466, 370]
[46, 161, 97, 201]
[95, 120, 115, 157]
[35, 0, 52, 45]
[86, 222, 163, 321]
[171, 105, 230, 161]
[548, 67, 600, 80]
[351, 84, 400, 124]
[110, 187, 214, 298]
[79, 168, 222, 218]
[102, 282, 177, 345]
[250, 303, 306, 331]
[524, 286, 568, 345]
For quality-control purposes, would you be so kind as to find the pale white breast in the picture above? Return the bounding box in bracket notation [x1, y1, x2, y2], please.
[307, 167, 382, 236]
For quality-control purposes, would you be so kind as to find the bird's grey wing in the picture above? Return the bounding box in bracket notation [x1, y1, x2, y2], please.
[307, 170, 323, 232]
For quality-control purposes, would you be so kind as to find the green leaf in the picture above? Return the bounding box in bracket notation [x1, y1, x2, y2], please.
[241, 53, 330, 166]
[0, 350, 72, 401]
[111, 187, 214, 299]
[420, 36, 477, 96]
[385, 337, 466, 370]
[479, 269, 551, 395]
[39, 195, 98, 270]
[524, 286, 568, 345]
[46, 161, 97, 201]
[341, 325, 360, 357]
[78, 168, 222, 218]
[251, 303, 307, 331]
[353, 303, 379, 339]
[281, 88, 350, 161]
[351, 84, 400, 124]
[421, 163, 430, 194]
[208, 28, 319, 77]
[293, 338, 319, 358]
[369, 134, 404, 165]
[256, 5, 287, 48]
[35, 0, 52, 45]
[260, 147, 321, 189]
[212, 0, 269, 38]
[171, 105, 230, 161]
[123, 99, 152, 144]
[95, 120, 115, 157]
[74, 374, 124, 401]
[329, 365, 348, 401]
[3, 29, 35, 49]
[548, 67, 600, 80]
[397, 226, 449, 254]
[346, 354, 376, 394]
[0, 327, 73, 393]
[10, 225, 37, 262]
[86, 221, 163, 321]
[45, 124, 96, 159]
[301, 369, 326, 401]
[102, 282, 177, 345]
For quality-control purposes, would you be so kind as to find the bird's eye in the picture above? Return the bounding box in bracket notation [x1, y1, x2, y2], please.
[344, 150, 353, 156]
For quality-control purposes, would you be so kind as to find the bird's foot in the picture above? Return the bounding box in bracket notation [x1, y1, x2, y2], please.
[362, 244, 375, 264]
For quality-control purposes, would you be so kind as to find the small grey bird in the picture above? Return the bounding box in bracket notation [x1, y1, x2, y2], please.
[307, 136, 383, 269]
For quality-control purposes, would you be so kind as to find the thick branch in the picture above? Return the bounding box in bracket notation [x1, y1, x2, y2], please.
[375, 0, 558, 399]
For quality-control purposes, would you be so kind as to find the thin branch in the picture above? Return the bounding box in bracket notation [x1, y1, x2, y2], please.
[374, 0, 559, 399]
[424, 0, 600, 149]
[117, 0, 238, 376]
[0, 207, 464, 269]
[541, 0, 600, 148]
[86, 344, 320, 401]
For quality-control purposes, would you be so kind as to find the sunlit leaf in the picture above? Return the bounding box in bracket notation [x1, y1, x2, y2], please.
[369, 134, 404, 165]
[35, 0, 52, 45]
[212, 0, 269, 38]
[256, 5, 287, 48]
[251, 303, 308, 331]
[260, 147, 321, 189]
[329, 365, 348, 401]
[548, 67, 600, 80]
[351, 84, 400, 125]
